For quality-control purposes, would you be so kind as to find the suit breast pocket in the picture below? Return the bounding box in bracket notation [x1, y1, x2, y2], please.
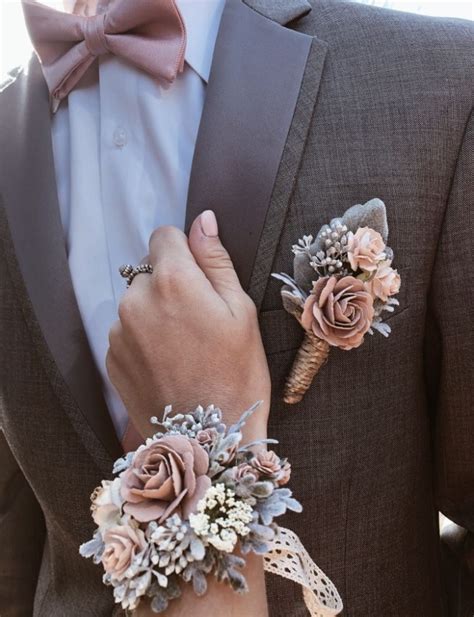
[380, 303, 410, 325]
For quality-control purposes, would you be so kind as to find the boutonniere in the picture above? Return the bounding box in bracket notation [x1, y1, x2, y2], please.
[272, 198, 401, 404]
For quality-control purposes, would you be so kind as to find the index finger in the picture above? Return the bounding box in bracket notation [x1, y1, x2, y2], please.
[148, 225, 196, 269]
[147, 225, 214, 294]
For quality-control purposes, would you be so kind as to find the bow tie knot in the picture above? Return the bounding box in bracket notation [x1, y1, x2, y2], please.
[21, 0, 187, 112]
[83, 13, 109, 57]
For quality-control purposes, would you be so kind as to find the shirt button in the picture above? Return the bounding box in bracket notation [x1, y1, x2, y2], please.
[113, 126, 127, 149]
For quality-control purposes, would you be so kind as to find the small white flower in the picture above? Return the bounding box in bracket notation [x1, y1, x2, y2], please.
[189, 484, 253, 553]
[188, 512, 210, 535]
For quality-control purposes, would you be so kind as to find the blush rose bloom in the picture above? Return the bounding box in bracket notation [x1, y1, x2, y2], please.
[120, 435, 211, 524]
[232, 462, 260, 483]
[347, 227, 386, 272]
[365, 261, 401, 302]
[196, 428, 219, 448]
[301, 276, 374, 350]
[250, 451, 292, 486]
[102, 525, 147, 581]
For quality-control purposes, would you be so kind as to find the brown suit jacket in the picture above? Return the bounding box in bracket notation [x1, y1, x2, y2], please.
[0, 0, 472, 615]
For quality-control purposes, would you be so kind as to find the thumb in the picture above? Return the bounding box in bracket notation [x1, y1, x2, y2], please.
[188, 210, 243, 303]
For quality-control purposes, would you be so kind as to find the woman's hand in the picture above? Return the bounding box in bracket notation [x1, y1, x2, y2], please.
[106, 211, 270, 616]
[106, 210, 270, 442]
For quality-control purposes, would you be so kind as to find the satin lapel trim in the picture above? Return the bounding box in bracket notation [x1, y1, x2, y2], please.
[0, 59, 122, 464]
[185, 0, 318, 295]
[248, 36, 329, 310]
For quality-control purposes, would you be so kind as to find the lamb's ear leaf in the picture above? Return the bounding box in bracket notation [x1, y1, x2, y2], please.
[293, 251, 315, 289]
[292, 198, 388, 288]
[341, 198, 388, 241]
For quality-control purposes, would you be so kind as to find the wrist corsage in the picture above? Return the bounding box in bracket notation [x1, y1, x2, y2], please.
[272, 198, 401, 404]
[80, 402, 343, 615]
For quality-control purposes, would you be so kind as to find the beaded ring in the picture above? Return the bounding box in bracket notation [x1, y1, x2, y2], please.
[119, 263, 154, 288]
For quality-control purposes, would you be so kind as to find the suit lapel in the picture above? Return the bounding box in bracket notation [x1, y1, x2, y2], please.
[248, 34, 329, 309]
[0, 59, 122, 464]
[185, 0, 328, 310]
[0, 0, 327, 465]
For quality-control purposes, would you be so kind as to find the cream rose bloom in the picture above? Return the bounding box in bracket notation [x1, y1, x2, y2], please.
[347, 227, 386, 272]
[366, 261, 401, 302]
[92, 477, 123, 529]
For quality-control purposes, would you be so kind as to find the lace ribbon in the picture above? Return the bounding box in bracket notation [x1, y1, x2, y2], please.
[263, 527, 343, 616]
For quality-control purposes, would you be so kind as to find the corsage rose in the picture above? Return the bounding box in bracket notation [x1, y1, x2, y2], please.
[91, 477, 123, 529]
[251, 450, 292, 486]
[121, 435, 211, 523]
[102, 525, 147, 581]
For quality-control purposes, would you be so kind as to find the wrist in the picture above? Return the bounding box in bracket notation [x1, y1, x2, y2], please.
[232, 397, 269, 444]
[241, 415, 268, 445]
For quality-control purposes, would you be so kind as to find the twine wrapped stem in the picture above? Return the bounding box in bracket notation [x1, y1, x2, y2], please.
[283, 311, 330, 404]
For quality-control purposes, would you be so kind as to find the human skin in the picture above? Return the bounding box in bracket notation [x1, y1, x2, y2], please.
[106, 210, 270, 616]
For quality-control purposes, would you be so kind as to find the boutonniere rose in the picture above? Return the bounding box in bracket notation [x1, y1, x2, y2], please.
[272, 198, 401, 404]
[301, 276, 374, 350]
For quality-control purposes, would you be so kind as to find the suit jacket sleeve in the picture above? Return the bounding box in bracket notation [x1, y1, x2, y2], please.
[0, 429, 46, 617]
[424, 107, 473, 616]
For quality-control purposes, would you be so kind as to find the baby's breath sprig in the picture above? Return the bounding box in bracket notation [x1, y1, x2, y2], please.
[189, 484, 253, 554]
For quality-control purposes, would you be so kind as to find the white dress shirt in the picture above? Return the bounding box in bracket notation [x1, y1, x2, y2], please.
[50, 0, 225, 439]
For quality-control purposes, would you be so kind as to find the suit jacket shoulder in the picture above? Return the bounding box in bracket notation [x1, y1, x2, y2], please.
[302, 0, 472, 111]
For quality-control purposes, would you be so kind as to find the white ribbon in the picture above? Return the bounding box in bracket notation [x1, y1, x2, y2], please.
[263, 527, 343, 616]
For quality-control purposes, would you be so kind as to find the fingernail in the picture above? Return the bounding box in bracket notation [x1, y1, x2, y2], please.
[200, 210, 218, 237]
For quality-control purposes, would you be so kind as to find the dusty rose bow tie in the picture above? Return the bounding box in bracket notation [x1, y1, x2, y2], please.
[21, 0, 187, 111]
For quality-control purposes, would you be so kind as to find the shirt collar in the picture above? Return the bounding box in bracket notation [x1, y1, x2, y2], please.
[67, 0, 224, 84]
[176, 0, 225, 83]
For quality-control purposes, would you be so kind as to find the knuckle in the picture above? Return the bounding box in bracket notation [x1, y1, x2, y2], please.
[242, 304, 259, 340]
[149, 225, 186, 251]
[105, 349, 120, 385]
[151, 263, 175, 290]
[117, 294, 137, 323]
[241, 295, 258, 320]
[227, 298, 258, 343]
[108, 320, 122, 348]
